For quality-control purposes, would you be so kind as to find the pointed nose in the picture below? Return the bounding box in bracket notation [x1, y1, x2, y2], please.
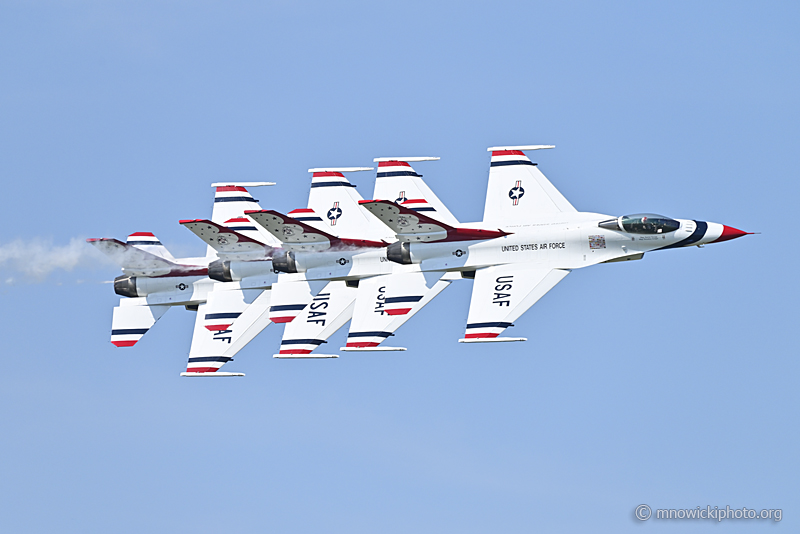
[711, 225, 751, 243]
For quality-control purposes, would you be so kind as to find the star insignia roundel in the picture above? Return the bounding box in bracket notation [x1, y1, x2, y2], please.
[508, 180, 525, 206]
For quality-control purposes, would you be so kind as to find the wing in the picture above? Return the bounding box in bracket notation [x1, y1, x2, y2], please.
[180, 219, 273, 260]
[269, 278, 330, 324]
[460, 264, 570, 342]
[359, 200, 509, 243]
[342, 271, 452, 350]
[275, 281, 356, 358]
[246, 209, 385, 251]
[181, 287, 273, 376]
[110, 298, 170, 347]
[483, 146, 576, 226]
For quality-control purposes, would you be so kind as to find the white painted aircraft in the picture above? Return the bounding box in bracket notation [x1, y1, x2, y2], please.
[359, 145, 750, 342]
[205, 161, 468, 359]
[88, 182, 279, 376]
[92, 146, 749, 375]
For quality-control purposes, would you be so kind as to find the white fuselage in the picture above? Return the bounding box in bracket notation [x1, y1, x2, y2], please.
[256, 212, 721, 283]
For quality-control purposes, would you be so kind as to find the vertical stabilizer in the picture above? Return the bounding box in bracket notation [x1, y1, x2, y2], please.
[372, 157, 459, 225]
[306, 167, 390, 242]
[482, 145, 575, 226]
[126, 232, 175, 261]
[208, 182, 277, 256]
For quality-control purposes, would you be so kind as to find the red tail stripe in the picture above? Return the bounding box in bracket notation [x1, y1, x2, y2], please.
[185, 367, 220, 373]
[224, 217, 250, 223]
[464, 332, 500, 339]
[216, 186, 248, 193]
[128, 232, 156, 237]
[386, 308, 411, 316]
[111, 340, 138, 347]
[346, 342, 381, 348]
[312, 172, 345, 178]
[270, 316, 295, 324]
[205, 324, 232, 332]
[491, 150, 526, 157]
[377, 161, 411, 167]
[279, 349, 313, 354]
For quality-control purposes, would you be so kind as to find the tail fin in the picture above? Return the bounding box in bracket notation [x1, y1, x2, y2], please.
[483, 145, 575, 226]
[210, 183, 272, 224]
[372, 157, 459, 225]
[209, 182, 277, 256]
[125, 232, 175, 261]
[306, 167, 390, 242]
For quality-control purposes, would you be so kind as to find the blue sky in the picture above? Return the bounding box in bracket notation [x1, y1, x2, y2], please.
[1, 1, 797, 532]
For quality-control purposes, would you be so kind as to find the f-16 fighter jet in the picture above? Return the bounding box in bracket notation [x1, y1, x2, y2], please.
[88, 182, 279, 376]
[235, 161, 474, 358]
[360, 145, 750, 343]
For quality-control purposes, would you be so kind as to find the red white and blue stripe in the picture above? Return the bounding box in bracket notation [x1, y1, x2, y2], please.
[463, 321, 514, 339]
[490, 150, 536, 167]
[376, 160, 422, 178]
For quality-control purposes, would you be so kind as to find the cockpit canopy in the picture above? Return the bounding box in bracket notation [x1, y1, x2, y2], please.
[598, 213, 681, 234]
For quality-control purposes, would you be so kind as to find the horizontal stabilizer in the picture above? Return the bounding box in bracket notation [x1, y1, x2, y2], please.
[110, 299, 170, 347]
[87, 238, 204, 276]
[180, 219, 273, 260]
[246, 209, 386, 252]
[359, 200, 509, 243]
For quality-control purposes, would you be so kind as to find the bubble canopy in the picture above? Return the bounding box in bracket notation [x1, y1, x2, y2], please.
[598, 213, 681, 234]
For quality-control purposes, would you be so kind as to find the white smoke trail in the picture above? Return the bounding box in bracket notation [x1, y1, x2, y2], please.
[0, 238, 112, 282]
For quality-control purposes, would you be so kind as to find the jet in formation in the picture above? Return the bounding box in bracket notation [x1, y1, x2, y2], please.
[89, 146, 750, 376]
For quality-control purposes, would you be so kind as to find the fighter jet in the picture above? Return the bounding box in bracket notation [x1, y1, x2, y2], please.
[204, 162, 473, 358]
[88, 182, 279, 376]
[359, 145, 750, 343]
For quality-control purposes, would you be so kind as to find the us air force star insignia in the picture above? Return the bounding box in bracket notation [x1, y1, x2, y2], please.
[452, 249, 466, 257]
[509, 180, 525, 206]
[176, 283, 188, 291]
[397, 216, 410, 227]
[327, 201, 342, 226]
[336, 258, 349, 265]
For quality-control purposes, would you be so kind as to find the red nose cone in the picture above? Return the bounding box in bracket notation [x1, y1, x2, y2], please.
[713, 225, 751, 243]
